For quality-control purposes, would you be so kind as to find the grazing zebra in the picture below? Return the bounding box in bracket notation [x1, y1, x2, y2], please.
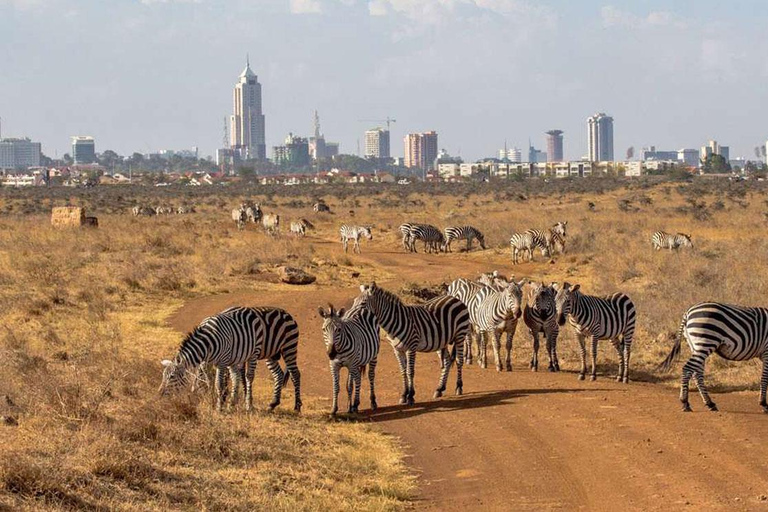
[466, 277, 524, 372]
[290, 221, 306, 237]
[177, 205, 195, 214]
[552, 221, 568, 237]
[297, 218, 314, 231]
[443, 226, 486, 252]
[318, 297, 380, 415]
[262, 213, 280, 235]
[447, 277, 487, 366]
[314, 202, 331, 213]
[340, 225, 373, 253]
[524, 282, 560, 372]
[659, 303, 768, 413]
[155, 206, 173, 215]
[232, 207, 246, 230]
[399, 223, 416, 252]
[410, 224, 445, 254]
[358, 282, 470, 404]
[651, 231, 693, 251]
[133, 205, 156, 217]
[554, 283, 636, 382]
[509, 231, 548, 264]
[159, 306, 302, 412]
[244, 204, 262, 224]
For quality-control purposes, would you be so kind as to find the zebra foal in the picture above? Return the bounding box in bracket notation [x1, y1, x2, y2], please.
[660, 302, 768, 413]
[651, 231, 693, 251]
[318, 297, 380, 415]
[358, 282, 470, 404]
[554, 283, 636, 382]
[340, 225, 373, 253]
[159, 306, 302, 412]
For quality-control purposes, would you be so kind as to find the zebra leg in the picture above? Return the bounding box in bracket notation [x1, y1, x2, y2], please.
[530, 330, 540, 371]
[622, 335, 633, 384]
[455, 337, 464, 395]
[679, 358, 695, 412]
[343, 238, 349, 252]
[330, 361, 341, 416]
[434, 349, 450, 398]
[465, 330, 474, 366]
[353, 366, 364, 413]
[244, 359, 257, 412]
[545, 332, 556, 372]
[694, 370, 718, 412]
[612, 338, 624, 382]
[577, 334, 587, 380]
[479, 331, 488, 369]
[266, 359, 285, 410]
[505, 329, 514, 372]
[492, 331, 503, 372]
[227, 366, 243, 411]
[590, 335, 599, 381]
[215, 365, 228, 412]
[406, 350, 417, 404]
[286, 358, 302, 412]
[346, 369, 355, 413]
[368, 358, 378, 411]
[354, 239, 361, 254]
[548, 326, 560, 372]
[394, 348, 409, 404]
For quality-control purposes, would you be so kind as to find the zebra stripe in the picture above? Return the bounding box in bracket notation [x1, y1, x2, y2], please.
[159, 306, 302, 412]
[340, 225, 373, 254]
[290, 221, 306, 237]
[509, 231, 548, 264]
[443, 226, 486, 252]
[232, 207, 246, 230]
[358, 282, 470, 404]
[318, 296, 380, 415]
[651, 231, 693, 251]
[410, 224, 445, 254]
[554, 283, 636, 382]
[523, 282, 560, 372]
[314, 202, 330, 212]
[466, 277, 524, 372]
[262, 213, 280, 234]
[447, 277, 488, 366]
[659, 302, 768, 413]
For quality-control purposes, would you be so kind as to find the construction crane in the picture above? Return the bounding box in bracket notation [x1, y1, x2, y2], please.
[358, 117, 397, 132]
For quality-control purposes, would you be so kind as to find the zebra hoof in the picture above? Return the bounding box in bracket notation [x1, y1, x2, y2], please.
[590, 375, 597, 382]
[506, 364, 513, 372]
[294, 400, 302, 412]
[707, 402, 719, 412]
[433, 390, 443, 398]
[455, 386, 463, 396]
[548, 365, 556, 373]
[622, 377, 630, 384]
[370, 399, 378, 411]
[681, 402, 692, 412]
[554, 364, 561, 372]
[268, 401, 279, 411]
[399, 396, 408, 405]
[406, 397, 415, 406]
[531, 366, 538, 373]
[578, 374, 585, 381]
[762, 405, 768, 414]
[496, 366, 503, 372]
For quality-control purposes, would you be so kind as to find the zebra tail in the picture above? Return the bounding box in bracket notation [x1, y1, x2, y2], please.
[658, 314, 686, 372]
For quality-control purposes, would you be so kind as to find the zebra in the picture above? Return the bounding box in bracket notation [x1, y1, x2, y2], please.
[554, 282, 637, 382]
[466, 276, 524, 372]
[552, 221, 568, 237]
[232, 207, 246, 230]
[177, 205, 196, 214]
[159, 306, 302, 412]
[443, 226, 486, 252]
[155, 206, 173, 215]
[524, 282, 560, 372]
[509, 231, 548, 264]
[318, 297, 380, 416]
[545, 230, 566, 255]
[651, 231, 693, 251]
[358, 282, 470, 404]
[447, 277, 488, 366]
[659, 303, 768, 413]
[314, 202, 331, 213]
[297, 218, 315, 231]
[410, 224, 445, 254]
[290, 221, 306, 237]
[399, 223, 416, 252]
[262, 213, 280, 235]
[244, 203, 262, 224]
[340, 225, 373, 253]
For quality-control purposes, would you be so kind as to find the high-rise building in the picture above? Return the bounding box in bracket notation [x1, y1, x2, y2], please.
[700, 140, 729, 164]
[71, 136, 96, 165]
[308, 111, 339, 160]
[0, 137, 41, 169]
[641, 146, 678, 161]
[404, 131, 438, 170]
[678, 149, 699, 167]
[587, 113, 614, 162]
[545, 130, 564, 162]
[365, 128, 390, 159]
[498, 147, 522, 162]
[273, 133, 310, 167]
[230, 57, 266, 160]
[528, 144, 547, 164]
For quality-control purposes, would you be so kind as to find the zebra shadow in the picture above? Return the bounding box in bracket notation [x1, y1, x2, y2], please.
[365, 387, 610, 422]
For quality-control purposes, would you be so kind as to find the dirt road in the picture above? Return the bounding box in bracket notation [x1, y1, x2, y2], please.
[168, 238, 768, 512]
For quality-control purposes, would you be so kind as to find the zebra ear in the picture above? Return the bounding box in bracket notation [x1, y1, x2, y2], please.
[552, 282, 560, 291]
[572, 284, 580, 292]
[161, 359, 173, 367]
[516, 279, 526, 288]
[337, 308, 345, 316]
[317, 307, 328, 318]
[492, 270, 499, 277]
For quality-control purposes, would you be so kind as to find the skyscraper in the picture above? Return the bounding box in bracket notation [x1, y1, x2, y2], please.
[0, 137, 41, 168]
[587, 113, 614, 162]
[230, 57, 266, 160]
[71, 136, 96, 165]
[545, 130, 564, 162]
[404, 131, 438, 170]
[365, 128, 390, 159]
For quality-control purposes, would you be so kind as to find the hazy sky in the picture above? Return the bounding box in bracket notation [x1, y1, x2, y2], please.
[2, 0, 767, 161]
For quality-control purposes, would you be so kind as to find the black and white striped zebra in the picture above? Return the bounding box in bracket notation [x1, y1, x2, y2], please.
[659, 302, 768, 413]
[340, 225, 373, 254]
[244, 203, 262, 224]
[651, 231, 693, 251]
[410, 224, 445, 254]
[447, 277, 487, 366]
[443, 226, 486, 252]
[318, 297, 380, 416]
[466, 277, 524, 372]
[358, 282, 470, 404]
[314, 202, 331, 213]
[545, 230, 566, 255]
[554, 283, 636, 382]
[509, 231, 548, 264]
[398, 223, 421, 252]
[290, 221, 306, 237]
[524, 282, 560, 372]
[232, 207, 246, 230]
[159, 306, 302, 412]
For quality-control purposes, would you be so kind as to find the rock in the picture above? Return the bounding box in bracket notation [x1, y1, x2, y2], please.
[351, 272, 360, 278]
[1, 415, 18, 426]
[278, 267, 316, 285]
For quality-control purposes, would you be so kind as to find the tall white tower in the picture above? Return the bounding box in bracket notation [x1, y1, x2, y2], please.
[230, 56, 266, 160]
[587, 113, 614, 162]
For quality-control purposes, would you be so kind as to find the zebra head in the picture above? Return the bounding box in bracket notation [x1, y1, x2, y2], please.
[318, 304, 346, 360]
[159, 358, 194, 395]
[477, 233, 487, 250]
[528, 282, 556, 317]
[503, 279, 526, 319]
[361, 226, 373, 240]
[553, 282, 580, 326]
[553, 221, 568, 237]
[679, 233, 693, 249]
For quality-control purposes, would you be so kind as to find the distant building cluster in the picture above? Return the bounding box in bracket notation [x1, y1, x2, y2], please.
[365, 128, 390, 159]
[0, 137, 41, 168]
[404, 131, 438, 171]
[72, 136, 96, 165]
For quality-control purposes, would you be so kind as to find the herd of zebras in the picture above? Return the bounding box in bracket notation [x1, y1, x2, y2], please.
[132, 204, 196, 216]
[160, 268, 768, 416]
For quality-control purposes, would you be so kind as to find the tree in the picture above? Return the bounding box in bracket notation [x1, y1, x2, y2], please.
[626, 146, 635, 160]
[98, 149, 122, 170]
[700, 154, 731, 174]
[62, 153, 73, 166]
[237, 166, 256, 180]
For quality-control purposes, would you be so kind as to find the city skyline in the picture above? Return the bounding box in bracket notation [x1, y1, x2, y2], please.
[2, 1, 767, 161]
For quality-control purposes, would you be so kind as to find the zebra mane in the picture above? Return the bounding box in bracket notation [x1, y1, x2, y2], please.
[176, 325, 209, 363]
[373, 285, 404, 307]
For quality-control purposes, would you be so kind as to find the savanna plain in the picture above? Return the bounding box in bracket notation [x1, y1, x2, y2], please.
[1, 177, 768, 512]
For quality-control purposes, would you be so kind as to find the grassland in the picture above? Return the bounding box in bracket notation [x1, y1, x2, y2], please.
[1, 176, 767, 510]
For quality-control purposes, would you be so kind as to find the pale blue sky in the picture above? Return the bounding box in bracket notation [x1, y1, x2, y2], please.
[2, 0, 766, 161]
